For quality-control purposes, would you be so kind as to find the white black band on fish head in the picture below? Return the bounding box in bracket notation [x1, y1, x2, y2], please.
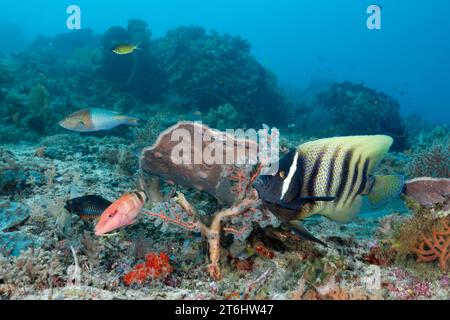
[281, 151, 299, 201]
[253, 149, 305, 208]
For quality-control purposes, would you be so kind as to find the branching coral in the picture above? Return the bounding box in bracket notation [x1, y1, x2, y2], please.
[405, 135, 449, 178]
[144, 192, 263, 280]
[412, 218, 450, 271]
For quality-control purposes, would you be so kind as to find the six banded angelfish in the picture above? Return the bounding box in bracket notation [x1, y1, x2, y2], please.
[59, 108, 139, 132]
[254, 135, 404, 246]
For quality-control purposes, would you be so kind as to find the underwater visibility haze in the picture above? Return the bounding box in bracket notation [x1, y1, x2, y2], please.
[0, 1, 449, 301]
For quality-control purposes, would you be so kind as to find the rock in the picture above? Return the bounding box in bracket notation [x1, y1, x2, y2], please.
[140, 122, 258, 205]
[404, 177, 450, 213]
[0, 200, 30, 232]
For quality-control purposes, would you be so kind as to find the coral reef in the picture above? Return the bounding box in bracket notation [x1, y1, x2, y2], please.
[313, 81, 408, 150]
[153, 26, 290, 127]
[379, 178, 450, 272]
[205, 103, 241, 130]
[1, 18, 449, 301]
[405, 131, 449, 178]
[0, 60, 15, 85]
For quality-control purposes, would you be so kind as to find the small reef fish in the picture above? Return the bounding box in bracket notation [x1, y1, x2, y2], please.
[95, 191, 147, 236]
[65, 195, 112, 221]
[59, 108, 139, 132]
[112, 43, 141, 55]
[254, 135, 404, 245]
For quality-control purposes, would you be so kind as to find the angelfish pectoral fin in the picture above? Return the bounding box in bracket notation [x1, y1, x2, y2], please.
[301, 196, 336, 202]
[368, 175, 404, 205]
[289, 220, 327, 247]
[268, 196, 335, 212]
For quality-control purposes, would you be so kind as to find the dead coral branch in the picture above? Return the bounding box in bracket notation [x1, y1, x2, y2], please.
[144, 192, 262, 280]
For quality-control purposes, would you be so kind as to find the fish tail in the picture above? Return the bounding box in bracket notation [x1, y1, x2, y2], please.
[134, 42, 142, 51]
[125, 116, 139, 126]
[114, 115, 139, 126]
[368, 175, 404, 205]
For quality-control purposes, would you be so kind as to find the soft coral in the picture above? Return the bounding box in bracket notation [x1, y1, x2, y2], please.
[123, 252, 174, 286]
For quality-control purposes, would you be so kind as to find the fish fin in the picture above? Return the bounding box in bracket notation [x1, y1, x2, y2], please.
[113, 115, 139, 125]
[126, 117, 139, 125]
[268, 196, 334, 212]
[298, 135, 393, 174]
[289, 220, 327, 247]
[134, 42, 142, 51]
[368, 175, 404, 205]
[99, 232, 121, 238]
[320, 196, 362, 223]
[302, 196, 336, 202]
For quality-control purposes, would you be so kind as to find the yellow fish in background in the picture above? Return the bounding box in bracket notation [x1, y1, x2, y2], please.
[59, 108, 139, 132]
[112, 42, 142, 55]
[254, 135, 404, 245]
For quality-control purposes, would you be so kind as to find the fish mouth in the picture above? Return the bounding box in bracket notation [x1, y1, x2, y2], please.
[94, 227, 106, 237]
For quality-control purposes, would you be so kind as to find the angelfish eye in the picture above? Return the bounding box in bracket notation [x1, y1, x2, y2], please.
[279, 171, 286, 179]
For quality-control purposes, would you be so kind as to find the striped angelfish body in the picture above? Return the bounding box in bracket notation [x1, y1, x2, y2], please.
[292, 135, 393, 222]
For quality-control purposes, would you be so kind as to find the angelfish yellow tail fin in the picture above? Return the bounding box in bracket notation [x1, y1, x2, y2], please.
[368, 175, 404, 205]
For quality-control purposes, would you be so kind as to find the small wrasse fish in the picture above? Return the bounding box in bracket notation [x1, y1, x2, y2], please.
[112, 43, 141, 55]
[95, 191, 147, 236]
[254, 135, 404, 245]
[65, 195, 112, 221]
[59, 108, 138, 132]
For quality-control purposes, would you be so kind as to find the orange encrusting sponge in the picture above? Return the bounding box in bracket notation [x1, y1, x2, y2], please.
[123, 252, 174, 286]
